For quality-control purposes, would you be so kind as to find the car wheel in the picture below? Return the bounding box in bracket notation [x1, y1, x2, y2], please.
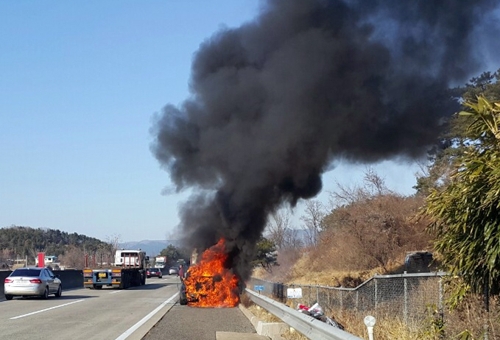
[55, 285, 62, 297]
[42, 287, 49, 299]
[5, 295, 13, 300]
[179, 297, 188, 305]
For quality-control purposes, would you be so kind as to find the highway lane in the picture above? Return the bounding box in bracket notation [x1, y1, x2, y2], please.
[0, 276, 181, 340]
[142, 304, 258, 340]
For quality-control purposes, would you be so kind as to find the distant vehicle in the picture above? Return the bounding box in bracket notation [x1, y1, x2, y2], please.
[168, 266, 179, 275]
[83, 249, 148, 289]
[154, 256, 167, 269]
[146, 268, 162, 278]
[35, 255, 60, 268]
[404, 251, 434, 273]
[4, 267, 62, 300]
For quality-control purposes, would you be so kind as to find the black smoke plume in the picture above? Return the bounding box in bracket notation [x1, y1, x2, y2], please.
[151, 0, 500, 280]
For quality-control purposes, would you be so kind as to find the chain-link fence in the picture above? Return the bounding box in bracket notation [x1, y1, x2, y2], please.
[247, 272, 446, 324]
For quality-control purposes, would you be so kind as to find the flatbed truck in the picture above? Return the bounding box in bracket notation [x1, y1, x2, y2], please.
[83, 249, 149, 289]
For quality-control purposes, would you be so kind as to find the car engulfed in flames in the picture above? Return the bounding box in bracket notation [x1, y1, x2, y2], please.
[180, 238, 240, 307]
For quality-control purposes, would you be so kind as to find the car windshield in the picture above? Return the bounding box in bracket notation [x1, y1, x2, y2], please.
[10, 269, 41, 277]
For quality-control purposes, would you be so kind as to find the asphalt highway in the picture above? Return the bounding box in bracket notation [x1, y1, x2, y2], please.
[0, 274, 260, 340]
[142, 304, 258, 340]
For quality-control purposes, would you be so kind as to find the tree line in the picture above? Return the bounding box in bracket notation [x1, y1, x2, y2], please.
[0, 225, 112, 268]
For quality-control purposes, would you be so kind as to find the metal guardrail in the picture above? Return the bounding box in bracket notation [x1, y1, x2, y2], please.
[245, 288, 363, 340]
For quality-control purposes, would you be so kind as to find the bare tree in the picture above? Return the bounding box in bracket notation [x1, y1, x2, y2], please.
[58, 246, 86, 269]
[106, 234, 122, 252]
[313, 169, 431, 273]
[300, 199, 325, 247]
[266, 211, 303, 249]
[265, 211, 290, 250]
[0, 249, 14, 268]
[283, 227, 303, 250]
[105, 234, 122, 264]
[328, 167, 392, 209]
[261, 211, 305, 282]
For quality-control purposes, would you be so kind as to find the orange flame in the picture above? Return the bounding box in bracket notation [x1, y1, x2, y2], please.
[184, 238, 240, 307]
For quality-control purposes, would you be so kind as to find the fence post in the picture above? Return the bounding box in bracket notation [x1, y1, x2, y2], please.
[404, 272, 408, 324]
[438, 277, 443, 312]
[374, 279, 378, 310]
[340, 290, 343, 310]
[356, 290, 359, 311]
[439, 276, 444, 333]
[327, 289, 330, 309]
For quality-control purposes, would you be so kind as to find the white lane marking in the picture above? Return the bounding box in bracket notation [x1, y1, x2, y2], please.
[110, 290, 124, 294]
[10, 299, 85, 320]
[115, 292, 179, 340]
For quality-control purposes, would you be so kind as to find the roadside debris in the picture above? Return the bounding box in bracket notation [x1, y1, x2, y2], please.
[297, 302, 344, 330]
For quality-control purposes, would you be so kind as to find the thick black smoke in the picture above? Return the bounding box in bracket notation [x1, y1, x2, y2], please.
[151, 0, 500, 280]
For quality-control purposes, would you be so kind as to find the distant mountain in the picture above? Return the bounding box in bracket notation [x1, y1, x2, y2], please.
[119, 240, 179, 256]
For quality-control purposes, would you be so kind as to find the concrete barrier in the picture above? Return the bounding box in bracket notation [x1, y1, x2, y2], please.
[0, 270, 10, 296]
[53, 269, 84, 289]
[0, 269, 84, 298]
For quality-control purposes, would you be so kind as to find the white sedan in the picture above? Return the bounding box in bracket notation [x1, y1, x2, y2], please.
[168, 266, 179, 275]
[4, 267, 62, 300]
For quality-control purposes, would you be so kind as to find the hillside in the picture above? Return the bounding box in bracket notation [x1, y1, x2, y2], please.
[119, 239, 179, 256]
[0, 225, 111, 265]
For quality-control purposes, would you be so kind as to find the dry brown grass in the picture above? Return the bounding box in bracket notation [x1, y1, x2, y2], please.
[242, 283, 500, 339]
[249, 190, 500, 338]
[242, 295, 440, 340]
[335, 311, 425, 340]
[252, 246, 500, 339]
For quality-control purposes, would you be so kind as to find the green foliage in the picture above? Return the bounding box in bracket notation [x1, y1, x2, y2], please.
[415, 69, 500, 195]
[424, 96, 500, 296]
[420, 304, 446, 339]
[251, 237, 278, 272]
[462, 70, 500, 103]
[160, 244, 180, 261]
[0, 225, 111, 261]
[159, 244, 191, 265]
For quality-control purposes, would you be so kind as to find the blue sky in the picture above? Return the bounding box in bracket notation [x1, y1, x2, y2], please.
[0, 1, 445, 243]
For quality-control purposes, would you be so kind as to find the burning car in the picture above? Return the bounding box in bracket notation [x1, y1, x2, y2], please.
[179, 239, 240, 307]
[179, 273, 219, 305]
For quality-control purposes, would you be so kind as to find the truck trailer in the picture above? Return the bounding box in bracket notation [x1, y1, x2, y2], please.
[83, 249, 148, 289]
[154, 256, 167, 269]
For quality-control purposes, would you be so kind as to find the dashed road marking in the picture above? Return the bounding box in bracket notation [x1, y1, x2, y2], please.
[10, 299, 85, 320]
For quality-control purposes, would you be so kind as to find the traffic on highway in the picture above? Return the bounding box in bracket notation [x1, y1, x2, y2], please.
[0, 273, 255, 340]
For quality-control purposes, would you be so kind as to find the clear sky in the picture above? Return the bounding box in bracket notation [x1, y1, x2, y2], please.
[0, 1, 470, 243]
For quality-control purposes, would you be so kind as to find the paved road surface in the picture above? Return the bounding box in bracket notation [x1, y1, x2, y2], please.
[142, 304, 257, 340]
[0, 274, 261, 340]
